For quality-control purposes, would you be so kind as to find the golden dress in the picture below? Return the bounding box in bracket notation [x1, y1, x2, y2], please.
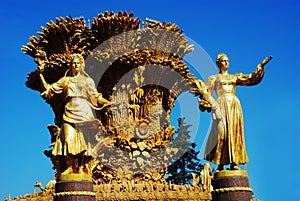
[42, 74, 106, 156]
[204, 67, 264, 165]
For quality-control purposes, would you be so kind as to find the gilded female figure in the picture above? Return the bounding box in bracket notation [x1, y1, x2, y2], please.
[204, 53, 271, 170]
[38, 53, 111, 175]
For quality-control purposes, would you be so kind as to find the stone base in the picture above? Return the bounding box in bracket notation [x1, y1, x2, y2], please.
[212, 170, 252, 201]
[54, 174, 96, 201]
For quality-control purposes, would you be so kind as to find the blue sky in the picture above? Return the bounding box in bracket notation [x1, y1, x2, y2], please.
[0, 0, 299, 200]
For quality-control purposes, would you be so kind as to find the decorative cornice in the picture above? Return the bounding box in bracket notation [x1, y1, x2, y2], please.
[212, 186, 252, 194]
[214, 170, 248, 178]
[54, 191, 96, 197]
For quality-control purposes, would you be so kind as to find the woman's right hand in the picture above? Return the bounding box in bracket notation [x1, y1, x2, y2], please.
[212, 104, 222, 120]
[38, 61, 45, 74]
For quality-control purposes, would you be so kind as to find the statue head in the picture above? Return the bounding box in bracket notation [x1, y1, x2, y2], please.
[204, 162, 211, 169]
[69, 53, 85, 75]
[216, 53, 229, 71]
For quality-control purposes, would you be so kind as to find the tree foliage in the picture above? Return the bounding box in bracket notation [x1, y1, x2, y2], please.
[166, 117, 203, 185]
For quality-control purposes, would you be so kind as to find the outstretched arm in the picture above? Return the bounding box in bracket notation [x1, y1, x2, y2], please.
[236, 56, 272, 86]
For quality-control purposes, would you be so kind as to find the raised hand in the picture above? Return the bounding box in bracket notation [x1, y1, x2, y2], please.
[261, 56, 273, 68]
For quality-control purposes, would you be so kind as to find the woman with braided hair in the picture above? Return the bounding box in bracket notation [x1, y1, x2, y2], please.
[38, 53, 111, 175]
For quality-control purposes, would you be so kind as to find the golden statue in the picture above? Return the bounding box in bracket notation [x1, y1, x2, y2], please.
[38, 53, 111, 176]
[21, 11, 217, 200]
[204, 53, 272, 170]
[200, 163, 213, 192]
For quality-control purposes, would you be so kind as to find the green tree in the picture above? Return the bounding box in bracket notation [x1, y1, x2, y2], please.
[167, 117, 203, 185]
